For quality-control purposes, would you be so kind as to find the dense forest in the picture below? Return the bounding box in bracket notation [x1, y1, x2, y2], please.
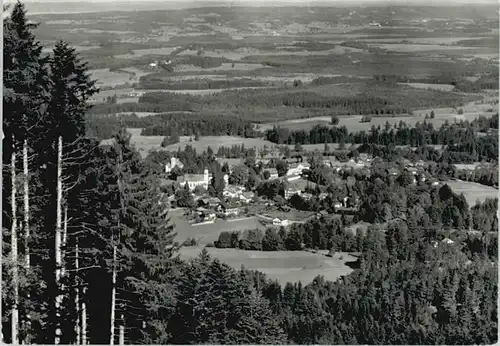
[86, 78, 480, 121]
[140, 113, 260, 138]
[137, 76, 269, 90]
[265, 116, 499, 162]
[373, 72, 499, 93]
[3, 3, 498, 345]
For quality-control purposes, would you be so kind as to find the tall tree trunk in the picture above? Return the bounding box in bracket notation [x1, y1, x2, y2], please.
[81, 287, 87, 345]
[75, 240, 80, 345]
[55, 136, 63, 345]
[22, 138, 31, 345]
[11, 144, 19, 345]
[110, 243, 117, 346]
[118, 315, 124, 346]
[61, 206, 68, 279]
[23, 139, 30, 268]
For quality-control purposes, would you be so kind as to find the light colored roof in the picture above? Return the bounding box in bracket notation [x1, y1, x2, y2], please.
[180, 174, 206, 182]
[289, 162, 310, 169]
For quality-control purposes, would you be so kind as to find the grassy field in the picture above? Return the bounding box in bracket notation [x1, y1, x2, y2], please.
[108, 129, 280, 157]
[89, 68, 135, 87]
[163, 135, 278, 152]
[177, 46, 365, 61]
[368, 43, 483, 53]
[120, 67, 153, 79]
[116, 111, 160, 117]
[114, 47, 180, 58]
[258, 100, 494, 133]
[170, 209, 264, 245]
[178, 246, 355, 286]
[446, 181, 498, 207]
[126, 128, 164, 156]
[175, 62, 270, 72]
[358, 36, 492, 44]
[399, 83, 455, 92]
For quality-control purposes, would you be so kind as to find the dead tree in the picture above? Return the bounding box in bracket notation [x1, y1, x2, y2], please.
[54, 136, 63, 344]
[11, 141, 19, 345]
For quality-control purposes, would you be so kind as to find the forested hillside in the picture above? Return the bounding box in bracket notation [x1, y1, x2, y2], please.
[2, 2, 497, 345]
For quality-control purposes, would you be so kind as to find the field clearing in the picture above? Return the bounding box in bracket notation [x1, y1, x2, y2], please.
[178, 246, 355, 286]
[399, 83, 455, 92]
[117, 97, 140, 104]
[357, 36, 491, 44]
[89, 68, 135, 87]
[368, 43, 480, 52]
[446, 181, 498, 207]
[125, 128, 164, 156]
[135, 86, 272, 95]
[163, 135, 278, 152]
[170, 209, 264, 245]
[114, 46, 180, 58]
[120, 67, 152, 78]
[288, 143, 361, 152]
[175, 62, 270, 72]
[259, 102, 491, 133]
[115, 112, 159, 117]
[177, 46, 365, 60]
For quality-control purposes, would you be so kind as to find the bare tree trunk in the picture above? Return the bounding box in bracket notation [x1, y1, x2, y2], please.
[118, 314, 124, 346]
[23, 139, 30, 268]
[22, 138, 31, 345]
[61, 206, 68, 279]
[55, 136, 63, 345]
[110, 244, 117, 346]
[75, 240, 81, 345]
[81, 287, 87, 345]
[11, 145, 19, 345]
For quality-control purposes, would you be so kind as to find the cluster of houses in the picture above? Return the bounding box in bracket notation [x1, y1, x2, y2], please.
[165, 156, 312, 192]
[165, 157, 258, 223]
[164, 153, 440, 224]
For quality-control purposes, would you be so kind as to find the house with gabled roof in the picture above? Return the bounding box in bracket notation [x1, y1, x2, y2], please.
[165, 157, 184, 174]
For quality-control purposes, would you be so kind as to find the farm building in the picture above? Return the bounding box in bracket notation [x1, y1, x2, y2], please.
[217, 202, 240, 217]
[197, 197, 221, 208]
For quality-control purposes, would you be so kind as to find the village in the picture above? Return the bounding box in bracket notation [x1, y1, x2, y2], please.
[162, 150, 441, 229]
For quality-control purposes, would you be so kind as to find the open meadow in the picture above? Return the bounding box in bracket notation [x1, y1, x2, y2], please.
[162, 135, 278, 152]
[446, 181, 498, 207]
[178, 246, 356, 286]
[258, 99, 497, 133]
[169, 209, 265, 245]
[89, 68, 136, 87]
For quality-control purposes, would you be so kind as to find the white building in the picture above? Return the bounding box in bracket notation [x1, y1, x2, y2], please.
[287, 162, 310, 177]
[177, 169, 210, 191]
[165, 157, 184, 174]
[272, 218, 289, 227]
[285, 188, 302, 199]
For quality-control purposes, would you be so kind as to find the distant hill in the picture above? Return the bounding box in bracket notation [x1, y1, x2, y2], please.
[12, 0, 499, 15]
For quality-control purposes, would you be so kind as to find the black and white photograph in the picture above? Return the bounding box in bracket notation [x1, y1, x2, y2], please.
[2, 0, 499, 344]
